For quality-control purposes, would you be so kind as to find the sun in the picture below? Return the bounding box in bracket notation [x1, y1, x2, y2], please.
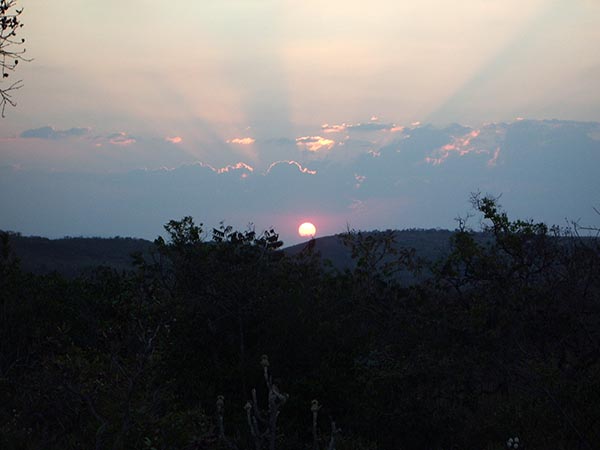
[298, 222, 317, 238]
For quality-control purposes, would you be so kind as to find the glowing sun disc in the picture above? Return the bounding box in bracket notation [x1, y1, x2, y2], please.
[298, 222, 317, 237]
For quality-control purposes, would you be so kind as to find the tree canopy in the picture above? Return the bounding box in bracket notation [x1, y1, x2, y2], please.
[1, 199, 599, 449]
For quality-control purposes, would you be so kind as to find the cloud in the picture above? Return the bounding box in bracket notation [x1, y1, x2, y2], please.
[585, 122, 600, 141]
[349, 199, 367, 212]
[227, 137, 256, 145]
[19, 126, 143, 148]
[354, 174, 366, 189]
[107, 132, 136, 147]
[216, 162, 254, 174]
[347, 122, 397, 132]
[295, 136, 335, 152]
[425, 129, 485, 165]
[321, 123, 348, 134]
[321, 121, 400, 133]
[487, 147, 501, 167]
[20, 126, 90, 139]
[4, 120, 600, 247]
[175, 161, 254, 175]
[266, 160, 317, 175]
[165, 136, 183, 144]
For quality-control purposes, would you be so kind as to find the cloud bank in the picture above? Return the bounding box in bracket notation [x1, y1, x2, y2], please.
[2, 119, 599, 246]
[20, 126, 90, 139]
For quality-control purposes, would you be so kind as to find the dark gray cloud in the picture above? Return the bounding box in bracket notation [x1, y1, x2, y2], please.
[20, 126, 90, 139]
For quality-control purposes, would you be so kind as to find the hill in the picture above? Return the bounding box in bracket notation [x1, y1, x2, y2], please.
[4, 229, 463, 279]
[286, 229, 460, 281]
[5, 233, 153, 277]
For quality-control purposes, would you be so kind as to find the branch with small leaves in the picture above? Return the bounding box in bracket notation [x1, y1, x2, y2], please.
[1, 0, 30, 117]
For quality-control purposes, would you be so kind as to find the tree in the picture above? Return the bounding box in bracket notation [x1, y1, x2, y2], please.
[1, 0, 27, 117]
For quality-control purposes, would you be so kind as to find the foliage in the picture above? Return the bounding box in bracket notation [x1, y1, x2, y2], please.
[0, 0, 28, 116]
[1, 200, 599, 449]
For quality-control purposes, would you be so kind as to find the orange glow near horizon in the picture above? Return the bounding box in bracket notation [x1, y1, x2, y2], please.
[298, 222, 317, 238]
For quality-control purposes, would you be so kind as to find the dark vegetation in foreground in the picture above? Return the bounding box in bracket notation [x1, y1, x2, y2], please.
[1, 196, 599, 450]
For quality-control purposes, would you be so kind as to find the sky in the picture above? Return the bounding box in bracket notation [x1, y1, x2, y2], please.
[1, 0, 600, 245]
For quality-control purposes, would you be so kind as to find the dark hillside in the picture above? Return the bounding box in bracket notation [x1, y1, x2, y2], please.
[6, 228, 487, 279]
[4, 233, 153, 277]
[286, 229, 475, 283]
[287, 229, 458, 266]
[6, 229, 459, 278]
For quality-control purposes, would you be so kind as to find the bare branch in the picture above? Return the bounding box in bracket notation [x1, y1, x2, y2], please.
[1, 0, 29, 117]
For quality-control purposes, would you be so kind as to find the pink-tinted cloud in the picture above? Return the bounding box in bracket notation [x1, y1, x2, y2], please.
[108, 132, 136, 147]
[166, 136, 183, 144]
[185, 161, 254, 175]
[266, 160, 317, 175]
[216, 162, 254, 174]
[296, 136, 335, 152]
[426, 130, 485, 165]
[354, 174, 366, 189]
[487, 147, 501, 167]
[322, 120, 400, 133]
[227, 137, 256, 145]
[321, 123, 347, 133]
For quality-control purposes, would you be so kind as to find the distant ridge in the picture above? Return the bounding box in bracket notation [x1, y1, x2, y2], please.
[5, 228, 490, 280]
[4, 233, 153, 277]
[285, 229, 459, 282]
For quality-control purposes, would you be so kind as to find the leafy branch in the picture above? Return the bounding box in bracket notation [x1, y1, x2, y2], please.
[1, 0, 29, 117]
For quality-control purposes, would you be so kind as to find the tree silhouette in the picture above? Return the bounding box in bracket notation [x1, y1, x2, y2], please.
[1, 204, 599, 449]
[0, 0, 27, 117]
